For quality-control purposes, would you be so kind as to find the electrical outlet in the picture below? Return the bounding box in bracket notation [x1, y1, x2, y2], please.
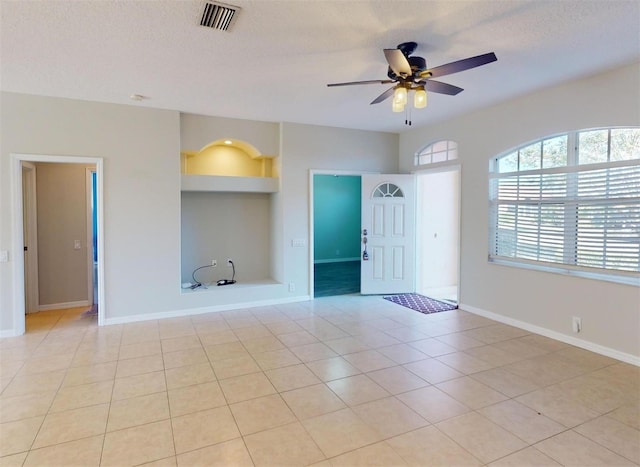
[227, 258, 233, 266]
[289, 282, 295, 292]
[572, 316, 582, 333]
[211, 259, 217, 267]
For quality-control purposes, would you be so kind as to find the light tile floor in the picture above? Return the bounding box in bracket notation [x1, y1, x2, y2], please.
[1, 296, 638, 466]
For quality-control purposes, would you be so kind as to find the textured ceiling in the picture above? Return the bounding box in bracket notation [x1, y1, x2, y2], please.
[1, 0, 639, 133]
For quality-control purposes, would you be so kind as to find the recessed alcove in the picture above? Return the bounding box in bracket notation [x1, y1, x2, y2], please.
[180, 138, 278, 192]
[180, 138, 279, 292]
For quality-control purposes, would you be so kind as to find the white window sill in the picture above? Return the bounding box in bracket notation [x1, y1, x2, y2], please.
[488, 257, 640, 287]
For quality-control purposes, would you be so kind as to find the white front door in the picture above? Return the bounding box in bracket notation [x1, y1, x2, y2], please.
[361, 174, 416, 294]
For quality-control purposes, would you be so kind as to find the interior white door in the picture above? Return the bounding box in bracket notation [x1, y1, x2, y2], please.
[361, 174, 416, 294]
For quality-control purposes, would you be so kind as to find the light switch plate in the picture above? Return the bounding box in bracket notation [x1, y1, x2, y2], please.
[0, 250, 8, 262]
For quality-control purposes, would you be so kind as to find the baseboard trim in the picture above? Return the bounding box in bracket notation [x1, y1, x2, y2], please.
[103, 295, 312, 326]
[459, 302, 640, 367]
[38, 300, 90, 311]
[0, 329, 20, 338]
[314, 258, 360, 264]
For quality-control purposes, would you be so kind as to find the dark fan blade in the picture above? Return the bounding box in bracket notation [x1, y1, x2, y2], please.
[420, 52, 497, 79]
[424, 80, 464, 96]
[384, 49, 412, 77]
[327, 79, 394, 87]
[370, 87, 395, 105]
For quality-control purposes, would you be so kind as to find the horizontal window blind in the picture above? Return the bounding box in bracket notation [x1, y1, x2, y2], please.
[490, 159, 640, 273]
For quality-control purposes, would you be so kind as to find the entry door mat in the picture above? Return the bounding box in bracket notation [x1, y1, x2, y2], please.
[383, 293, 458, 314]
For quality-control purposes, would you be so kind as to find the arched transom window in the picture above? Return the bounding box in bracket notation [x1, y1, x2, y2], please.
[373, 183, 404, 198]
[415, 140, 458, 166]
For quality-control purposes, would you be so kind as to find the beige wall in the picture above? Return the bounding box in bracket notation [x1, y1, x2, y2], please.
[0, 93, 181, 327]
[0, 93, 398, 332]
[280, 122, 399, 295]
[180, 113, 279, 157]
[35, 163, 93, 306]
[181, 191, 272, 284]
[400, 62, 640, 359]
[3, 63, 636, 361]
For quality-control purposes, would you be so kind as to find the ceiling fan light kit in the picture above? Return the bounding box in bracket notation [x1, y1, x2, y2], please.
[328, 42, 497, 125]
[393, 86, 408, 106]
[414, 86, 427, 109]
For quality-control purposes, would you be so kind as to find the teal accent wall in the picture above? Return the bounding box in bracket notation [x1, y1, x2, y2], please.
[313, 174, 361, 262]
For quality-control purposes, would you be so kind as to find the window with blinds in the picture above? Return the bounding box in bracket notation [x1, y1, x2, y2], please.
[489, 128, 640, 283]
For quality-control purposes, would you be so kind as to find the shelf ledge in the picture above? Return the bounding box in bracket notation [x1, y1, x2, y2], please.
[180, 279, 281, 293]
[181, 174, 279, 193]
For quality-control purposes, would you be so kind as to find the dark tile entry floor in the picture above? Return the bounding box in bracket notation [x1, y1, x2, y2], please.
[314, 260, 360, 297]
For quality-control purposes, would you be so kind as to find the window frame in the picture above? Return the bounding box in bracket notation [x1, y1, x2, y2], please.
[489, 127, 640, 287]
[415, 140, 458, 166]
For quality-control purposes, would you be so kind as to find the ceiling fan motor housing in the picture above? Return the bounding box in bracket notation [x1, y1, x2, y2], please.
[408, 56, 426, 73]
[396, 41, 418, 56]
[387, 55, 426, 81]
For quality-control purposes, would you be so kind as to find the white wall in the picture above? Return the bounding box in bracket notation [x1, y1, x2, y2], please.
[180, 113, 280, 157]
[181, 191, 272, 284]
[280, 123, 399, 296]
[0, 94, 399, 332]
[0, 93, 181, 329]
[400, 63, 640, 360]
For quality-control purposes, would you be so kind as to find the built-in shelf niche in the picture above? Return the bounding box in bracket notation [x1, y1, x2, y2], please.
[180, 137, 278, 293]
[180, 138, 278, 193]
[181, 174, 278, 193]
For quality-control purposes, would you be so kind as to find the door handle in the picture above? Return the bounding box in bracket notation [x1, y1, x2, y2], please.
[362, 230, 368, 261]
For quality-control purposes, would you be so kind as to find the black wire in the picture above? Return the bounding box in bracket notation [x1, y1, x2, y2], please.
[230, 261, 235, 282]
[191, 264, 214, 287]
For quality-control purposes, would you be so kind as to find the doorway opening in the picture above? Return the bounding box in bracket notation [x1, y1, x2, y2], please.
[87, 168, 98, 313]
[415, 166, 461, 304]
[312, 173, 362, 297]
[10, 154, 105, 336]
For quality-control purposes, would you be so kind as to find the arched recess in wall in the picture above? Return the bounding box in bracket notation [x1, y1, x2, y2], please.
[179, 135, 280, 293]
[181, 138, 275, 178]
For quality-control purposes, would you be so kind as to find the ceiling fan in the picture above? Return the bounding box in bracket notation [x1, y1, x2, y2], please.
[327, 42, 497, 121]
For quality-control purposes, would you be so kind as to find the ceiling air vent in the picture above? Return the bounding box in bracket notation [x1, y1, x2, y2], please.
[199, 1, 240, 31]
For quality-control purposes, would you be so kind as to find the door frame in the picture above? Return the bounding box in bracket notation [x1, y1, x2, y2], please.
[22, 162, 39, 314]
[10, 153, 106, 335]
[308, 169, 376, 298]
[414, 163, 462, 303]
